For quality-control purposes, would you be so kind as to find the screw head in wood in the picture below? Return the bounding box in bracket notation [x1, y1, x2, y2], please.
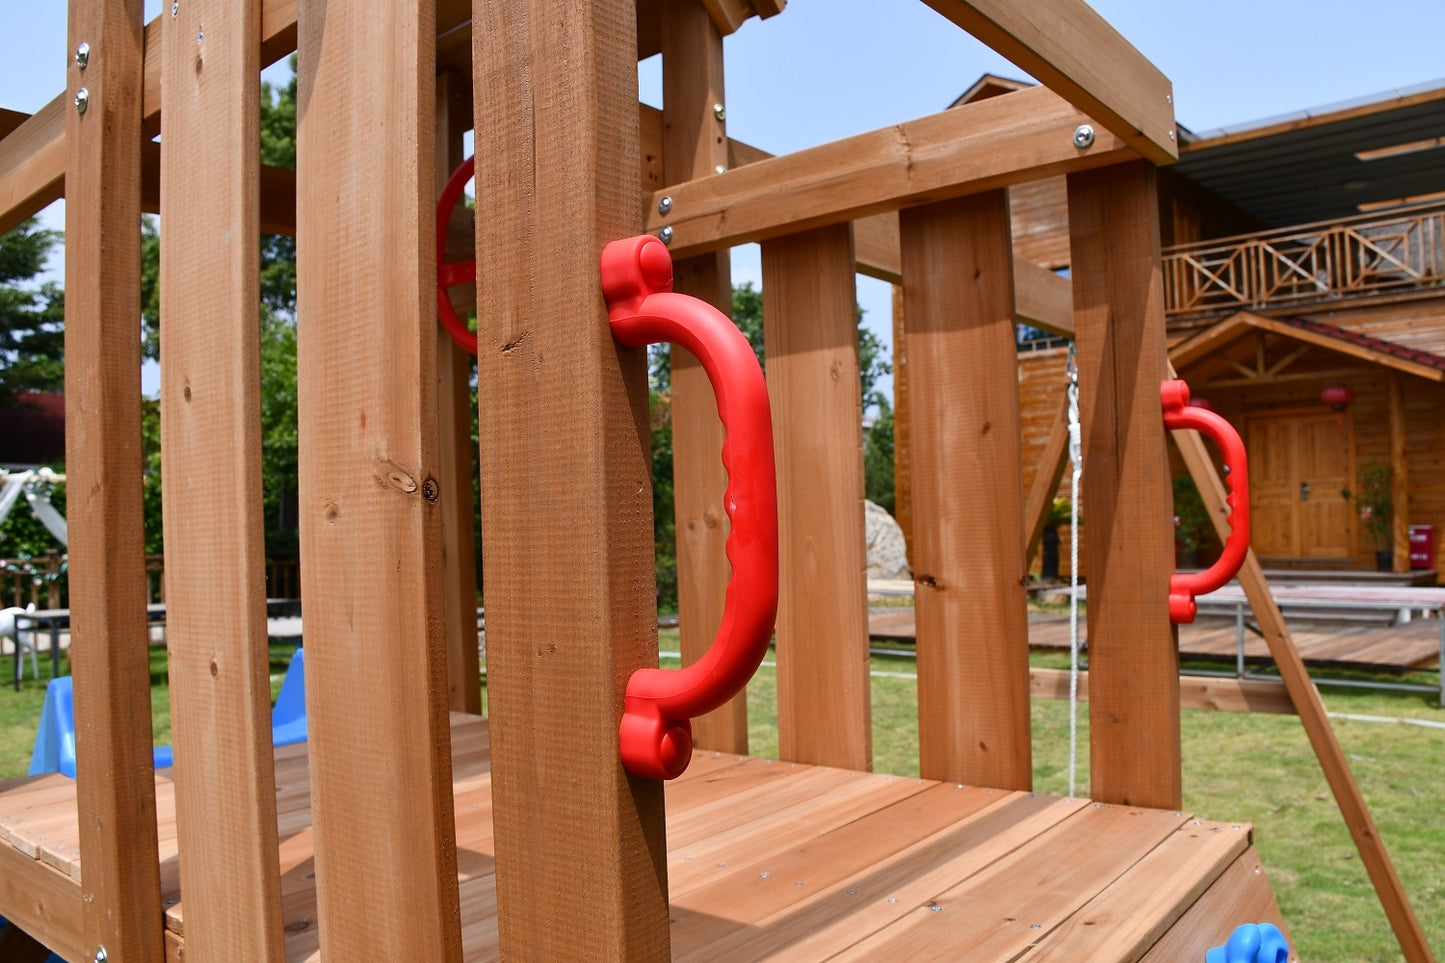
[171, 0, 179, 14]
[658, 226, 674, 246]
[74, 88, 89, 114]
[94, 949, 108, 963]
[714, 164, 727, 175]
[1072, 124, 1095, 149]
[657, 196, 672, 216]
[713, 103, 726, 121]
[75, 43, 90, 70]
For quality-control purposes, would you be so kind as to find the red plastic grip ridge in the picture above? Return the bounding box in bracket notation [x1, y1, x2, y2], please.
[601, 235, 779, 780]
[1162, 379, 1251, 624]
[436, 155, 478, 355]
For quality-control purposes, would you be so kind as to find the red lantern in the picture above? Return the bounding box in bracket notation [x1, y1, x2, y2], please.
[1321, 385, 1354, 410]
[1322, 384, 1354, 429]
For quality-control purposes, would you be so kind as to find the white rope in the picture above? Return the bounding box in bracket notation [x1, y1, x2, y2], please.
[1066, 346, 1083, 798]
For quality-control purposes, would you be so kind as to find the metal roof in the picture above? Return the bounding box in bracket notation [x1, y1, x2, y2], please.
[1174, 82, 1445, 229]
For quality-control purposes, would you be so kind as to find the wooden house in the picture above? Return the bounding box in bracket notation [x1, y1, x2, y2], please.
[1003, 81, 1445, 574]
[2, 1, 1435, 961]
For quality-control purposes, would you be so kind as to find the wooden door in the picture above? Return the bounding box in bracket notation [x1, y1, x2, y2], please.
[1246, 412, 1352, 561]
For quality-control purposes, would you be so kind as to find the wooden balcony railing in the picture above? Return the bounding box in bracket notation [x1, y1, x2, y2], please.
[1164, 204, 1445, 318]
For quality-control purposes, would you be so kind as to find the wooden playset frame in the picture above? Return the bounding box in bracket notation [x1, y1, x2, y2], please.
[0, 0, 1433, 960]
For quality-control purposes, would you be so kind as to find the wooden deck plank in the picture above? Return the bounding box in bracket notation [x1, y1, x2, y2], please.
[1139, 845, 1293, 962]
[0, 841, 84, 963]
[833, 804, 1189, 960]
[692, 792, 1086, 961]
[0, 716, 1287, 962]
[668, 782, 1001, 949]
[1026, 819, 1252, 960]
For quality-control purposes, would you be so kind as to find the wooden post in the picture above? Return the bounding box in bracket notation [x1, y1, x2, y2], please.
[435, 70, 482, 714]
[892, 283, 913, 562]
[1388, 373, 1409, 573]
[159, 0, 284, 954]
[473, 0, 671, 958]
[63, 0, 165, 958]
[762, 224, 872, 771]
[900, 192, 1031, 790]
[296, 3, 462, 958]
[1068, 161, 1180, 810]
[1171, 402, 1436, 963]
[662, 0, 745, 752]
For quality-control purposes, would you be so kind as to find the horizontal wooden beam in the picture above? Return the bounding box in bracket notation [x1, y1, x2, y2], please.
[1031, 668, 1296, 715]
[917, 0, 1176, 164]
[646, 85, 1134, 259]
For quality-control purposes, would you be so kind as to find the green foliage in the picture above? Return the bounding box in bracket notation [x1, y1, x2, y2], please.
[0, 477, 67, 561]
[863, 397, 895, 515]
[1172, 475, 1212, 552]
[1348, 460, 1393, 549]
[650, 391, 677, 613]
[0, 219, 65, 402]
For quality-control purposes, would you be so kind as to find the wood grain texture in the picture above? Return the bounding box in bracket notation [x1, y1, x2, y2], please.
[63, 0, 166, 959]
[158, 0, 285, 955]
[645, 85, 1133, 259]
[1171, 391, 1434, 962]
[1139, 846, 1294, 962]
[0, 837, 83, 961]
[1068, 161, 1181, 810]
[296, 2, 461, 958]
[1023, 396, 1071, 565]
[471, 0, 670, 957]
[762, 224, 872, 771]
[1388, 373, 1409, 570]
[662, 0, 746, 753]
[892, 283, 913, 561]
[916, 0, 1177, 163]
[900, 192, 1031, 789]
[435, 70, 482, 714]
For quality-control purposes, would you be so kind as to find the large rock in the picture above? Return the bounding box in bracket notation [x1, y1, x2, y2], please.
[865, 500, 911, 581]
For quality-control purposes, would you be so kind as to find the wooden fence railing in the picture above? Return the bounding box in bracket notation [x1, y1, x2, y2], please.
[1163, 203, 1445, 318]
[1, 554, 300, 610]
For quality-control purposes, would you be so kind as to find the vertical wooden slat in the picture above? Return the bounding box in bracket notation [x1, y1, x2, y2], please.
[435, 70, 482, 714]
[1387, 373, 1409, 572]
[662, 0, 745, 752]
[63, 0, 165, 959]
[892, 283, 913, 562]
[296, 3, 461, 959]
[762, 224, 872, 770]
[900, 192, 1031, 789]
[159, 0, 284, 955]
[1024, 398, 1072, 564]
[1067, 160, 1180, 809]
[473, 0, 669, 958]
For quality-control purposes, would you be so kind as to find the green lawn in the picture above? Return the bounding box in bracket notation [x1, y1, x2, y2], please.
[3, 636, 1440, 961]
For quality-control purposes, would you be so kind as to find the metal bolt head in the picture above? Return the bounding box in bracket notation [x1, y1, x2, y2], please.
[714, 164, 726, 175]
[1072, 124, 1095, 149]
[713, 103, 726, 121]
[657, 196, 672, 216]
[658, 226, 674, 246]
[171, 0, 179, 14]
[75, 43, 90, 70]
[74, 88, 89, 115]
[94, 948, 108, 963]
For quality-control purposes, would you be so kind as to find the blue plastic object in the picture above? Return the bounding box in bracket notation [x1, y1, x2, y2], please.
[28, 647, 307, 779]
[1206, 922, 1291, 963]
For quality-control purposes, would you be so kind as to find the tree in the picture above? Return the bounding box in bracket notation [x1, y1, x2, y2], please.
[0, 219, 65, 403]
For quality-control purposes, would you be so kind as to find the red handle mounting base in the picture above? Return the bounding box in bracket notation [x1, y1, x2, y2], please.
[1162, 379, 1251, 624]
[602, 235, 779, 780]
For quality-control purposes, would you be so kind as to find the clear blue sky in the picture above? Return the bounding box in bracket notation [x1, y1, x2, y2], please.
[4, 1, 1444, 398]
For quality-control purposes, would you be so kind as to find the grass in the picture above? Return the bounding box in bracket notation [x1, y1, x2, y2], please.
[2, 635, 1439, 960]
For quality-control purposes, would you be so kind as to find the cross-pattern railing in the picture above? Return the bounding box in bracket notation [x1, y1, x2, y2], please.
[1164, 204, 1445, 317]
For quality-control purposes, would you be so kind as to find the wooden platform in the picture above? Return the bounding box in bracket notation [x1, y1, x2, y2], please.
[869, 609, 1443, 673]
[0, 714, 1290, 961]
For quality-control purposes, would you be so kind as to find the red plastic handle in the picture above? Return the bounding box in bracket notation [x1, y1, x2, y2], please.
[436, 155, 478, 355]
[1161, 380, 1250, 624]
[601, 235, 779, 780]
